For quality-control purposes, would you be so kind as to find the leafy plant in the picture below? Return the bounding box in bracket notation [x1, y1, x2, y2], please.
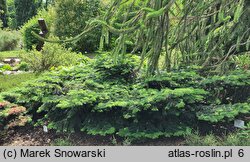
[17, 62, 29, 71]
[232, 53, 250, 70]
[201, 70, 250, 104]
[0, 64, 12, 71]
[21, 42, 89, 72]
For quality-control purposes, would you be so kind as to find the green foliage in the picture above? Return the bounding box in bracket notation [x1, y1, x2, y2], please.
[1, 53, 250, 140]
[6, 0, 16, 29]
[201, 70, 250, 103]
[0, 50, 24, 59]
[0, 64, 12, 71]
[14, 0, 42, 27]
[185, 132, 220, 146]
[93, 0, 250, 74]
[197, 70, 250, 123]
[21, 7, 55, 50]
[93, 53, 140, 82]
[0, 0, 7, 28]
[0, 73, 37, 93]
[185, 126, 250, 146]
[21, 42, 88, 72]
[51, 138, 72, 146]
[145, 69, 203, 90]
[232, 53, 250, 70]
[54, 0, 102, 53]
[17, 62, 29, 71]
[197, 103, 250, 123]
[0, 29, 21, 51]
[1, 54, 207, 139]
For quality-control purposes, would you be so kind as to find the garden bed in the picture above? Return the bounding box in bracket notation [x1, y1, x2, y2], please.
[0, 125, 184, 146]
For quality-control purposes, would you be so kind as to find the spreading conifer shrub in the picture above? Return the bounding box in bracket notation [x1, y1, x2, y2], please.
[1, 54, 250, 139]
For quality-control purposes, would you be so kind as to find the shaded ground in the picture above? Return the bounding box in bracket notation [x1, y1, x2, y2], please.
[0, 126, 184, 146]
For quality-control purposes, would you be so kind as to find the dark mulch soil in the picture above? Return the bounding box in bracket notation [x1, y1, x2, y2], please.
[0, 126, 185, 146]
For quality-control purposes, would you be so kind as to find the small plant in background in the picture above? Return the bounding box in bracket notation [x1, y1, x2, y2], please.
[54, 0, 102, 53]
[17, 62, 29, 71]
[0, 64, 12, 71]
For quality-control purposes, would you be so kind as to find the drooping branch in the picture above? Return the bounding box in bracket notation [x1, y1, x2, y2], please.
[32, 0, 249, 75]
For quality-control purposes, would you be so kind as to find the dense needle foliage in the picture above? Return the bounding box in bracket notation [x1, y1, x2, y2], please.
[0, 0, 249, 143]
[1, 54, 249, 139]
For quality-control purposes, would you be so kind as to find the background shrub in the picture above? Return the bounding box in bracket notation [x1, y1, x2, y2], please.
[54, 0, 102, 53]
[17, 62, 29, 71]
[21, 7, 55, 50]
[21, 42, 89, 72]
[0, 29, 21, 51]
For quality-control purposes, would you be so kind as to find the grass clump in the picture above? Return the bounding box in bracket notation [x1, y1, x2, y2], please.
[185, 127, 250, 146]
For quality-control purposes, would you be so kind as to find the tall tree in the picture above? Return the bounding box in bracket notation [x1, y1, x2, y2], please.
[0, 0, 8, 28]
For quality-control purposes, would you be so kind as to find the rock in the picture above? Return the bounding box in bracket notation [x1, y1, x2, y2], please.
[2, 70, 26, 75]
[3, 59, 14, 64]
[3, 71, 12, 75]
[15, 59, 21, 63]
[3, 58, 21, 66]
